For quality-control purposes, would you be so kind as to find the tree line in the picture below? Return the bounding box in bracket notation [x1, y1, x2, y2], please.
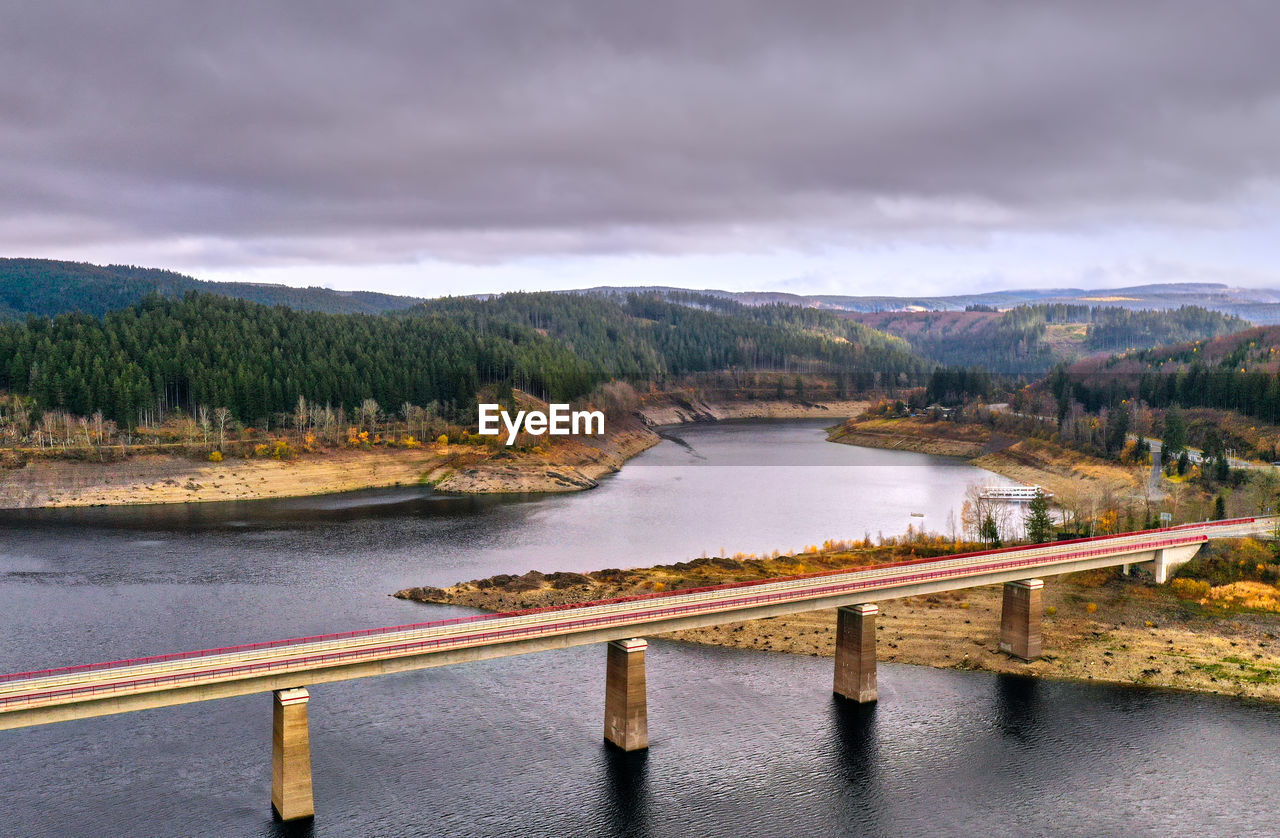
[0, 294, 595, 428]
[0, 289, 933, 433]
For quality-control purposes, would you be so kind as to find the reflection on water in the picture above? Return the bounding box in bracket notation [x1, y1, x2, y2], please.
[601, 748, 651, 838]
[2, 421, 1279, 836]
[268, 817, 316, 838]
[993, 674, 1041, 740]
[831, 699, 884, 833]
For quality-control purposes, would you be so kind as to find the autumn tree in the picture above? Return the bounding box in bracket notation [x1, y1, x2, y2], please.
[1249, 469, 1280, 515]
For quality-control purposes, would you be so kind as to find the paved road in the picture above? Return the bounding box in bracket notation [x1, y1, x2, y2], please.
[0, 517, 1271, 729]
[1140, 435, 1263, 471]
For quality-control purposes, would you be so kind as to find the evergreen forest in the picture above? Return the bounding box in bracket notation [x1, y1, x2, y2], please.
[0, 290, 931, 430]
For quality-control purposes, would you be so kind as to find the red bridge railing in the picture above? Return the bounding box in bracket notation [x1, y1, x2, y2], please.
[0, 528, 1216, 710]
[2, 515, 1258, 687]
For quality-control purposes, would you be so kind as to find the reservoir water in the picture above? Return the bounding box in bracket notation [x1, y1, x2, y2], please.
[1, 420, 1278, 837]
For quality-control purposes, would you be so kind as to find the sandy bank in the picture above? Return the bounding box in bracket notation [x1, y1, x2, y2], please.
[395, 549, 1280, 702]
[0, 423, 660, 508]
[829, 416, 1140, 501]
[0, 446, 446, 508]
[431, 426, 658, 494]
[0, 395, 875, 509]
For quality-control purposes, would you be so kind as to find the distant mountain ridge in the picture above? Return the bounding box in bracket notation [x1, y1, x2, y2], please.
[0, 258, 425, 318]
[4, 257, 1280, 324]
[578, 283, 1280, 323]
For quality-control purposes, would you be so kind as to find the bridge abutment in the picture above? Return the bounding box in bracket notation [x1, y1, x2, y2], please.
[604, 638, 649, 751]
[1150, 546, 1201, 584]
[833, 603, 878, 703]
[272, 687, 314, 821]
[998, 579, 1043, 661]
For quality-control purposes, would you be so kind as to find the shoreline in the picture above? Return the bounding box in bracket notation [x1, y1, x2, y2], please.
[395, 547, 1280, 703]
[0, 397, 867, 510]
[828, 416, 1142, 502]
[639, 394, 867, 426]
[0, 421, 661, 509]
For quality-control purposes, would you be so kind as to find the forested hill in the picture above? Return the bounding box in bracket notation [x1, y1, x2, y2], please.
[421, 291, 925, 383]
[0, 258, 423, 318]
[1052, 325, 1280, 423]
[0, 291, 930, 428]
[846, 304, 1248, 375]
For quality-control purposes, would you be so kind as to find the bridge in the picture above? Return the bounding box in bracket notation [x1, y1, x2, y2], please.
[1, 516, 1271, 821]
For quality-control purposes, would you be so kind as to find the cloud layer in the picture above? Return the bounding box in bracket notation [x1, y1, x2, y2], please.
[3, 1, 1280, 272]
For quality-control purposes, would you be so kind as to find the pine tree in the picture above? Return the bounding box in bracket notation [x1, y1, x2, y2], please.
[1104, 405, 1129, 458]
[979, 512, 1002, 548]
[1024, 489, 1054, 543]
[1162, 405, 1187, 454]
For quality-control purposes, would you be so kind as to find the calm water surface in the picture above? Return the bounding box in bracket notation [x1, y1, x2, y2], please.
[1, 420, 1277, 837]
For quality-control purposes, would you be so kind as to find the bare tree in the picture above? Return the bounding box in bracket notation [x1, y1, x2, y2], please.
[213, 407, 231, 450]
[335, 406, 348, 442]
[39, 413, 55, 450]
[322, 405, 337, 444]
[961, 482, 1017, 543]
[1167, 481, 1186, 523]
[294, 396, 308, 437]
[591, 380, 640, 420]
[359, 399, 380, 434]
[197, 405, 211, 444]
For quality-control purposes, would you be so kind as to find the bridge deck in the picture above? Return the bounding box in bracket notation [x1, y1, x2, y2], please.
[0, 517, 1269, 729]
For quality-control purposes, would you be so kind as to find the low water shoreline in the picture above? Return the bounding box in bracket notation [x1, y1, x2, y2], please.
[0, 424, 659, 509]
[0, 398, 866, 509]
[396, 547, 1280, 703]
[828, 415, 1143, 503]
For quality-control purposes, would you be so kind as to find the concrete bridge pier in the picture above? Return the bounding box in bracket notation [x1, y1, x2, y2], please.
[1150, 545, 1202, 584]
[998, 579, 1043, 661]
[272, 687, 314, 821]
[833, 603, 878, 703]
[604, 639, 649, 751]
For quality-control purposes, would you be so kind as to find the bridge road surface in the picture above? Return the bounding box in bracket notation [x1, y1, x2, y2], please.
[0, 517, 1272, 731]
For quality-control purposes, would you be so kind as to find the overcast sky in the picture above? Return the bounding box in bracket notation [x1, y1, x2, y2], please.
[3, 1, 1279, 298]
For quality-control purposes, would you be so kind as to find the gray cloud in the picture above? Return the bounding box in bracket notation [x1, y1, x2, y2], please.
[2, 0, 1280, 265]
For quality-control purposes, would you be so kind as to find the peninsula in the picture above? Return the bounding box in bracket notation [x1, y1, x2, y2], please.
[397, 535, 1280, 702]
